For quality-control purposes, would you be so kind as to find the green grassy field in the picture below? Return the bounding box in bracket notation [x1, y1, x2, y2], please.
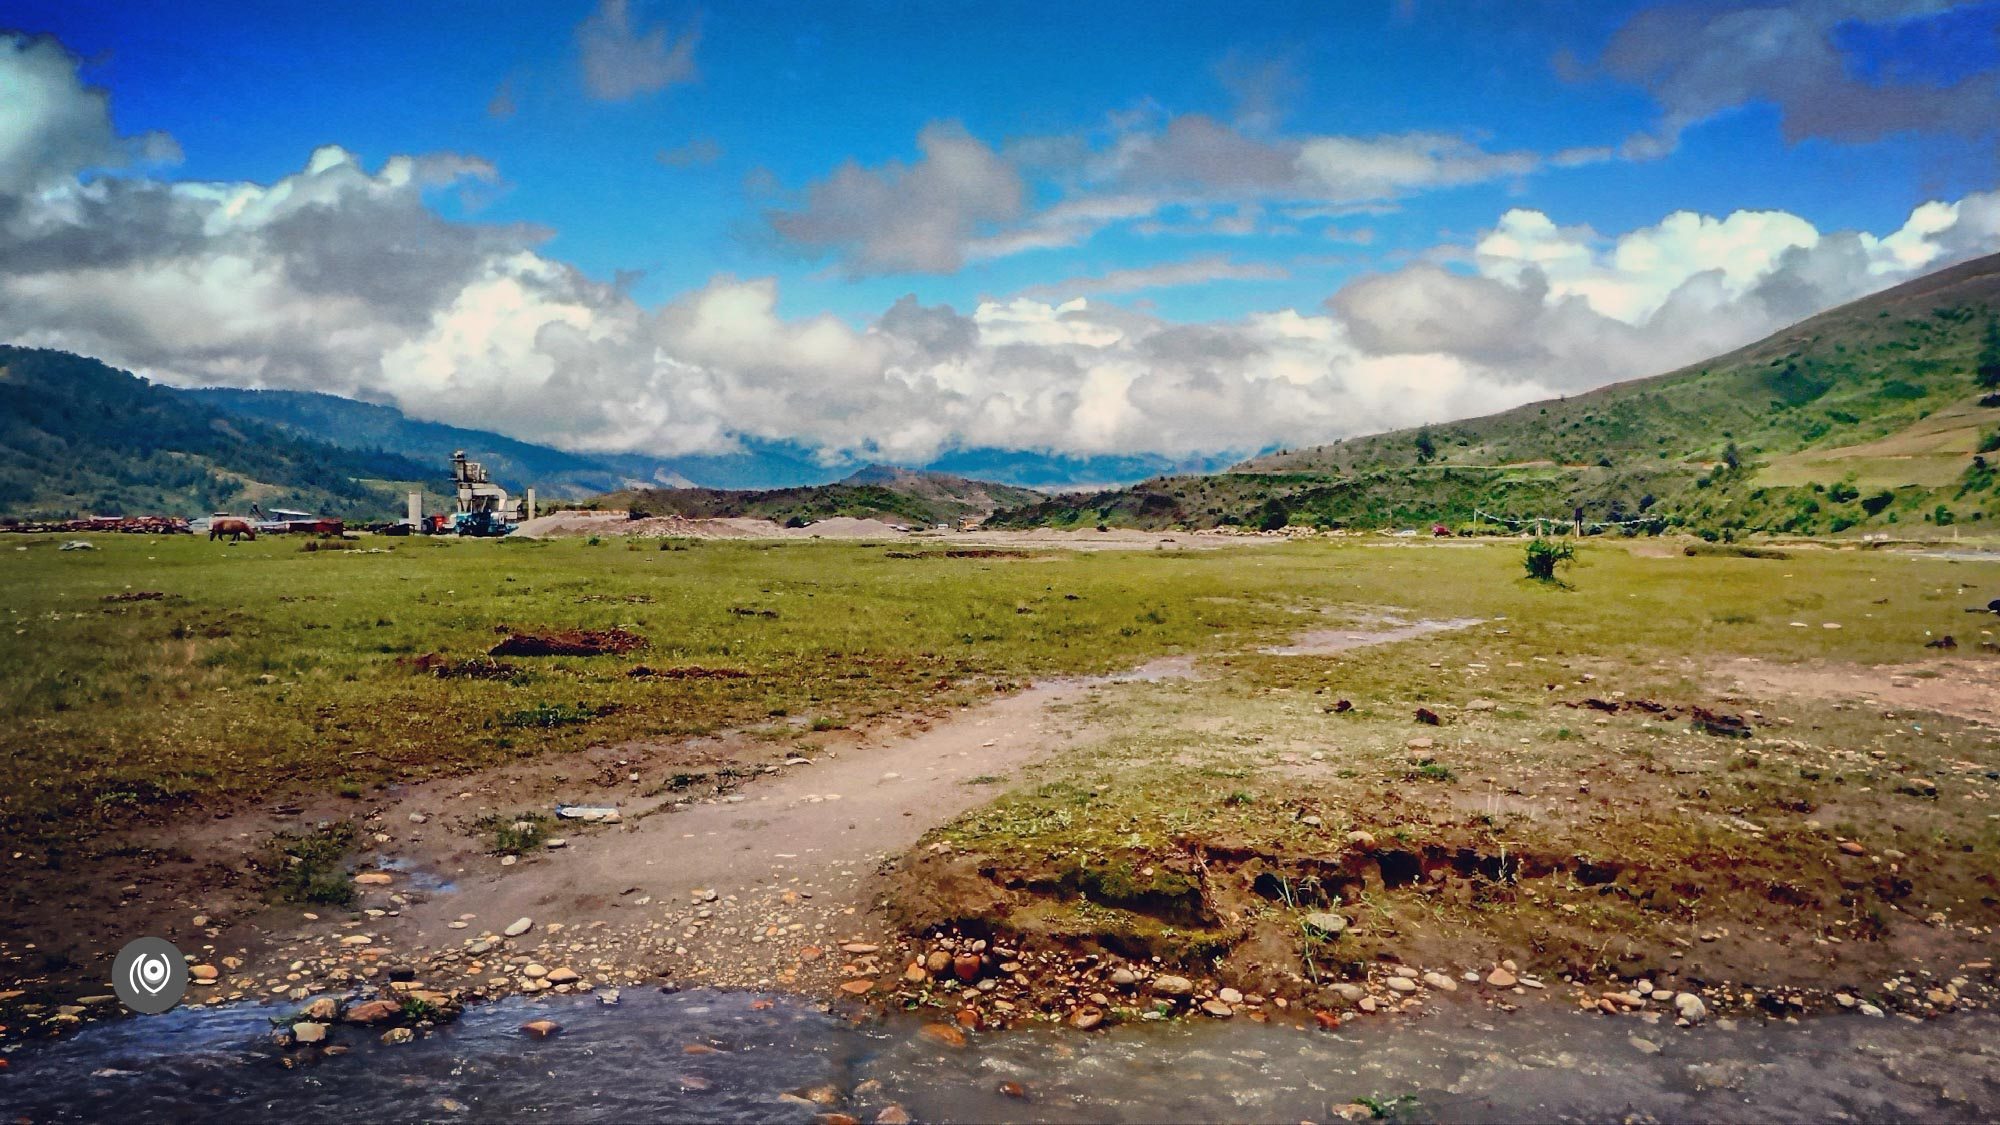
[0, 532, 1358, 846]
[888, 540, 2000, 998]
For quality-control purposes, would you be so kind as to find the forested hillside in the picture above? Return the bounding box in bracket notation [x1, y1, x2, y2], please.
[0, 348, 427, 520]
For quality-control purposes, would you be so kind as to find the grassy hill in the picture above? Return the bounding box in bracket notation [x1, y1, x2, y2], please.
[993, 253, 2000, 537]
[0, 347, 430, 521]
[612, 465, 1044, 528]
[187, 388, 649, 499]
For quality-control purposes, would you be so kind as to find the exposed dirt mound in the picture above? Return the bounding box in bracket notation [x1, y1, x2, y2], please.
[489, 629, 647, 657]
[627, 664, 750, 680]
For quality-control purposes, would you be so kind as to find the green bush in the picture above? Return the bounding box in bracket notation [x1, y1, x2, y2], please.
[1523, 537, 1575, 583]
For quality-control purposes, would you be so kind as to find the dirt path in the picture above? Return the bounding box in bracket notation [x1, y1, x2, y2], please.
[0, 619, 1480, 1030]
[173, 657, 1204, 1006]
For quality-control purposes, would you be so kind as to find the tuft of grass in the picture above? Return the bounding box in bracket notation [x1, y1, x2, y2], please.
[1407, 758, 1455, 782]
[502, 701, 602, 729]
[265, 822, 358, 905]
[477, 812, 552, 856]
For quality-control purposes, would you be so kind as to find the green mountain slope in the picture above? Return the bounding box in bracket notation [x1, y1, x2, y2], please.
[186, 387, 649, 499]
[614, 465, 1044, 528]
[0, 347, 429, 520]
[994, 253, 2000, 537]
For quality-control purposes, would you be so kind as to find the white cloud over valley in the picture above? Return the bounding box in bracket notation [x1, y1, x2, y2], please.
[6, 33, 2000, 469]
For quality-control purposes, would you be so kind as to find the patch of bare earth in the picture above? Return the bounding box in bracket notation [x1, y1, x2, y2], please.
[1723, 657, 2000, 729]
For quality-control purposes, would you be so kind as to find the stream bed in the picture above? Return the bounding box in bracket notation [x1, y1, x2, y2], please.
[3, 988, 1997, 1122]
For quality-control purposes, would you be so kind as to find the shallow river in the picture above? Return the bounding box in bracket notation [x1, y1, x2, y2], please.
[3, 989, 1996, 1122]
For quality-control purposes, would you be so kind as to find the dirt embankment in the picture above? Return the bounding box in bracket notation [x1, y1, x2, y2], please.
[509, 511, 910, 540]
[509, 509, 1270, 551]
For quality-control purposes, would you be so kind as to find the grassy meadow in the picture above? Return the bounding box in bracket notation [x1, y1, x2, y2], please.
[1, 532, 1343, 845]
[890, 540, 2000, 991]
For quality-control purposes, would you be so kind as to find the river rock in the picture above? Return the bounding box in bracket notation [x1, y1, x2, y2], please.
[546, 967, 580, 984]
[520, 1019, 561, 1039]
[291, 1021, 327, 1044]
[1151, 975, 1194, 997]
[1675, 993, 1708, 1024]
[354, 872, 393, 886]
[1303, 913, 1348, 938]
[522, 963, 548, 979]
[1332, 983, 1367, 1002]
[1070, 1006, 1104, 1030]
[875, 1106, 913, 1124]
[303, 996, 340, 1020]
[1423, 972, 1458, 992]
[1110, 968, 1138, 987]
[380, 1027, 414, 1045]
[794, 1084, 841, 1106]
[926, 951, 951, 974]
[1217, 987, 1243, 1004]
[504, 917, 534, 937]
[1201, 999, 1234, 1018]
[1486, 968, 1518, 988]
[344, 999, 399, 1025]
[1385, 976, 1418, 994]
[953, 953, 983, 982]
[189, 964, 219, 983]
[919, 1022, 967, 1048]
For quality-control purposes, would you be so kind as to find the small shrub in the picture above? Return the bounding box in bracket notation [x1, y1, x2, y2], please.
[1523, 537, 1575, 583]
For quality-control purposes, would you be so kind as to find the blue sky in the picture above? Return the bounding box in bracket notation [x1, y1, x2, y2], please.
[4, 2, 2000, 467]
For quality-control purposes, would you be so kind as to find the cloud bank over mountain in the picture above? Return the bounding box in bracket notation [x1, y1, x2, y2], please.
[4, 28, 2000, 467]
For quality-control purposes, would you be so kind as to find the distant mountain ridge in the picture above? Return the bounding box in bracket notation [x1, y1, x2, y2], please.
[991, 252, 2000, 537]
[185, 387, 1222, 494]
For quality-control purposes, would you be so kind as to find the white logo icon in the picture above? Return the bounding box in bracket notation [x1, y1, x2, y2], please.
[130, 952, 172, 996]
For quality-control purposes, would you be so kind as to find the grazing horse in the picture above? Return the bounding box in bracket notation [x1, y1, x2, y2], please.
[209, 517, 257, 542]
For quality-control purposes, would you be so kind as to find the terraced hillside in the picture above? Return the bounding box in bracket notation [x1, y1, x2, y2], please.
[992, 252, 2000, 537]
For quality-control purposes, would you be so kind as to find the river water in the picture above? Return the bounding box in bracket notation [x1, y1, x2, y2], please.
[3, 989, 1996, 1123]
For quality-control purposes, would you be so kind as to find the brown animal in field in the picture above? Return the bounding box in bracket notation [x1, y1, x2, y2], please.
[208, 517, 256, 542]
